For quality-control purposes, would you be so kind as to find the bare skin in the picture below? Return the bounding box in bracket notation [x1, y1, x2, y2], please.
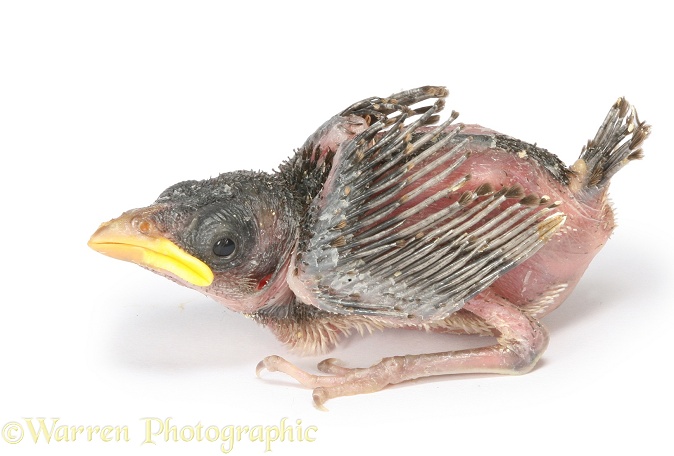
[256, 92, 647, 409]
[88, 87, 649, 410]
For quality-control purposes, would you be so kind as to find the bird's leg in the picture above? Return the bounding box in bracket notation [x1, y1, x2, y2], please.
[257, 289, 549, 409]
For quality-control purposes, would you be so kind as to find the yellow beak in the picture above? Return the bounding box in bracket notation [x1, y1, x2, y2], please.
[88, 212, 214, 287]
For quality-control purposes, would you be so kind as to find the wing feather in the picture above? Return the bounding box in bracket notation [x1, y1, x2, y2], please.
[290, 87, 565, 321]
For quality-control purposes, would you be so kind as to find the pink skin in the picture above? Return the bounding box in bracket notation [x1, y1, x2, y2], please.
[391, 125, 611, 313]
[288, 121, 612, 320]
[427, 125, 612, 313]
[259, 117, 616, 409]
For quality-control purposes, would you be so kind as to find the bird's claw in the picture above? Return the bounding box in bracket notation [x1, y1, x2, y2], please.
[312, 387, 330, 411]
[316, 358, 352, 375]
[255, 355, 280, 377]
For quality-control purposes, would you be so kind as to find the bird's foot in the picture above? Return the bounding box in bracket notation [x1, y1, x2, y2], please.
[256, 293, 550, 410]
[256, 355, 411, 411]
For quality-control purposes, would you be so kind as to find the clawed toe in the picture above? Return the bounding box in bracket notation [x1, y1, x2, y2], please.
[256, 355, 323, 387]
[317, 358, 351, 375]
[312, 387, 330, 411]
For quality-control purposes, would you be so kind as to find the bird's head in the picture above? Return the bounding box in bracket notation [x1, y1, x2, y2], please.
[88, 171, 299, 313]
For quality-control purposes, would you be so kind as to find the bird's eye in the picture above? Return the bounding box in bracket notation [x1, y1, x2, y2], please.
[213, 238, 236, 257]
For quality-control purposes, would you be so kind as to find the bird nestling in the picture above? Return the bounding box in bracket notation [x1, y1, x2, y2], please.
[89, 86, 649, 409]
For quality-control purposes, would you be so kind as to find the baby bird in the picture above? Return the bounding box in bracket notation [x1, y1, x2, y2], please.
[89, 86, 649, 409]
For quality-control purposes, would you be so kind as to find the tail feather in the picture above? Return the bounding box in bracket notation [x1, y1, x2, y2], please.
[576, 97, 650, 190]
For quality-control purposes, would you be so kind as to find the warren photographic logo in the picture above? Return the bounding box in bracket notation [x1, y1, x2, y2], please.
[2, 417, 317, 453]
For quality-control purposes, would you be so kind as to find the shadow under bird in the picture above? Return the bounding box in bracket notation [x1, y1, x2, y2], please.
[89, 86, 649, 409]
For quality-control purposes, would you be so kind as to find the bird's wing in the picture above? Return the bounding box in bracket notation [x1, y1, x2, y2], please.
[289, 87, 566, 321]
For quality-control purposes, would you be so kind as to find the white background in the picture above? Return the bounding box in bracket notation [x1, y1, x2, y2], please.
[1, 1, 671, 454]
